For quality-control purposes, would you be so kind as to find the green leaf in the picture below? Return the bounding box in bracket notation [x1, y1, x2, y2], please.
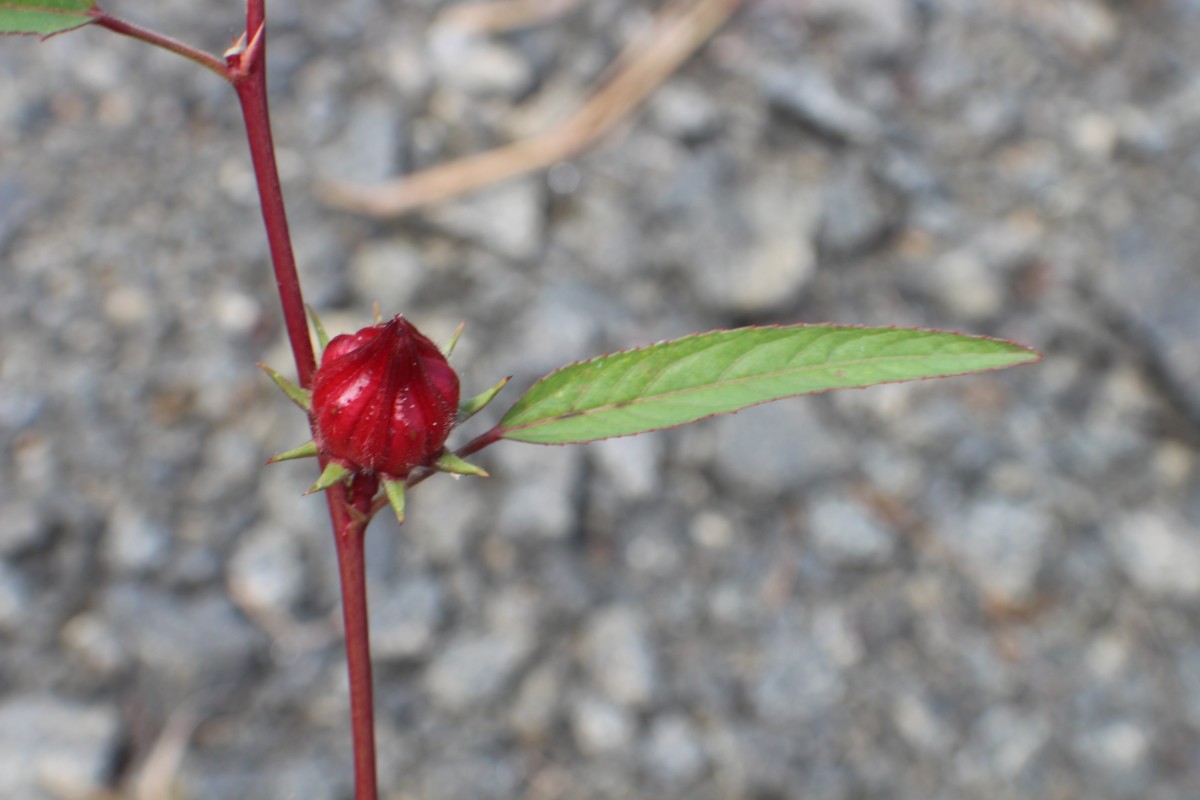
[498, 325, 1040, 445]
[0, 0, 98, 38]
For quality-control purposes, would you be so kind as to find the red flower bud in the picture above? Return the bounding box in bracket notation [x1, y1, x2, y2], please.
[311, 315, 460, 479]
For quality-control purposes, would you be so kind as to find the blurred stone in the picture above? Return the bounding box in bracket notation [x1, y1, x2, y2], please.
[922, 248, 1006, 321]
[590, 434, 663, 501]
[941, 500, 1057, 605]
[103, 502, 170, 575]
[348, 238, 426, 310]
[957, 707, 1049, 784]
[763, 68, 879, 144]
[0, 560, 28, 634]
[101, 586, 259, 687]
[318, 95, 402, 185]
[807, 493, 895, 568]
[1108, 509, 1200, 599]
[369, 573, 443, 661]
[0, 695, 120, 800]
[643, 714, 706, 786]
[818, 161, 897, 257]
[891, 692, 955, 755]
[570, 693, 635, 755]
[750, 631, 844, 723]
[691, 166, 820, 314]
[430, 29, 531, 98]
[428, 179, 543, 261]
[714, 401, 849, 496]
[510, 656, 568, 740]
[493, 444, 582, 539]
[649, 81, 721, 141]
[0, 500, 42, 557]
[59, 611, 128, 677]
[580, 606, 660, 709]
[227, 523, 307, 617]
[425, 632, 532, 712]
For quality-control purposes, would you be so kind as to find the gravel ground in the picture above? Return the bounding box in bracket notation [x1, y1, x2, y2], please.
[3, 0, 1200, 798]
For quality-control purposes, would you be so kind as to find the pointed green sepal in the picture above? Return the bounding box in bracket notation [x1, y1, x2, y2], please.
[267, 440, 320, 464]
[441, 322, 466, 359]
[372, 300, 384, 324]
[305, 461, 352, 494]
[258, 363, 312, 411]
[433, 451, 489, 478]
[307, 305, 331, 353]
[383, 479, 407, 525]
[458, 376, 510, 421]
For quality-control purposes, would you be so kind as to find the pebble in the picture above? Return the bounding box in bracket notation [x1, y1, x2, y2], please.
[369, 573, 443, 661]
[227, 523, 307, 617]
[0, 694, 121, 800]
[580, 606, 660, 709]
[713, 400, 850, 496]
[818, 161, 896, 257]
[1107, 509, 1200, 599]
[750, 630, 844, 723]
[425, 632, 532, 712]
[939, 500, 1057, 605]
[428, 178, 543, 261]
[0, 559, 28, 634]
[570, 693, 635, 755]
[762, 67, 880, 144]
[806, 493, 895, 568]
[922, 248, 1007, 321]
[643, 714, 706, 786]
[348, 238, 426, 311]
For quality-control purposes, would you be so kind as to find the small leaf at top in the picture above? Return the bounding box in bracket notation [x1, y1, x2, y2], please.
[498, 325, 1040, 445]
[0, 0, 99, 38]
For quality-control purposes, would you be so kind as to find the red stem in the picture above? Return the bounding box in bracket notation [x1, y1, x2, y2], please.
[230, 4, 378, 798]
[95, 4, 379, 795]
[90, 12, 230, 79]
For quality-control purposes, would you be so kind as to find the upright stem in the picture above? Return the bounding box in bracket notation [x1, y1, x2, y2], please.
[230, 4, 379, 797]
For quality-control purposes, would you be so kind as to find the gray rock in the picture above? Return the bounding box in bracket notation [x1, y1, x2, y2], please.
[59, 611, 128, 677]
[369, 573, 443, 661]
[429, 29, 531, 98]
[422, 755, 521, 800]
[807, 493, 895, 568]
[103, 502, 170, 575]
[0, 560, 28, 634]
[318, 95, 403, 185]
[940, 500, 1057, 605]
[0, 500, 42, 557]
[643, 714, 707, 786]
[589, 433, 663, 502]
[348, 238, 426, 311]
[922, 248, 1007, 321]
[691, 165, 820, 314]
[956, 707, 1050, 785]
[101, 586, 259, 687]
[649, 80, 721, 141]
[493, 443, 582, 540]
[763, 68, 880, 144]
[818, 161, 897, 257]
[750, 630, 844, 723]
[713, 401, 850, 496]
[580, 606, 660, 709]
[227, 523, 307, 617]
[570, 693, 635, 755]
[891, 691, 955, 755]
[0, 694, 121, 800]
[510, 655, 568, 740]
[428, 178, 543, 261]
[425, 632, 532, 712]
[1108, 509, 1200, 599]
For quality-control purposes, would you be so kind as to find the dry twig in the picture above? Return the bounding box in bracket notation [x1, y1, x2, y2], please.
[321, 0, 741, 217]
